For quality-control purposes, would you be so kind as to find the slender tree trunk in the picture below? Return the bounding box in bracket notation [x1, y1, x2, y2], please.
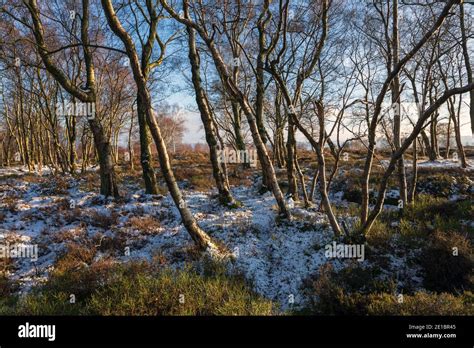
[294, 145, 309, 206]
[285, 103, 342, 236]
[128, 109, 135, 171]
[448, 98, 467, 168]
[160, 0, 290, 219]
[392, 0, 407, 205]
[274, 89, 286, 168]
[430, 113, 439, 160]
[460, 3, 474, 135]
[26, 0, 120, 197]
[315, 142, 341, 236]
[408, 138, 417, 203]
[445, 115, 451, 159]
[187, 23, 234, 205]
[286, 119, 298, 199]
[101, 0, 221, 251]
[137, 97, 159, 194]
[362, 83, 474, 234]
[309, 166, 319, 202]
[231, 101, 246, 153]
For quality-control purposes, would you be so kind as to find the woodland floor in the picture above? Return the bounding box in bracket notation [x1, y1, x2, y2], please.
[0, 150, 473, 315]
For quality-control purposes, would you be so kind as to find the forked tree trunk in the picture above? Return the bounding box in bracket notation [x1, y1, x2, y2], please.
[283, 103, 342, 236]
[26, 0, 120, 197]
[159, 0, 290, 219]
[362, 83, 474, 234]
[439, 60, 468, 169]
[359, 0, 457, 225]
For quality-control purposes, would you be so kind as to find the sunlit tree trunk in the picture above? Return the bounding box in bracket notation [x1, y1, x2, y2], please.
[186, 20, 234, 205]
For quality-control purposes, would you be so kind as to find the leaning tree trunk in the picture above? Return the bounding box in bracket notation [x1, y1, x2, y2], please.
[142, 90, 218, 250]
[309, 166, 320, 202]
[187, 24, 234, 205]
[285, 104, 342, 236]
[101, 0, 221, 251]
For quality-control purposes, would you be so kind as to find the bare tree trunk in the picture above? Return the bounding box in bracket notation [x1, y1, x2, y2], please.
[187, 22, 235, 205]
[448, 98, 467, 168]
[231, 101, 246, 153]
[88, 118, 119, 197]
[408, 138, 417, 204]
[285, 102, 342, 236]
[294, 144, 310, 206]
[445, 115, 451, 159]
[137, 97, 159, 194]
[439, 60, 468, 169]
[314, 143, 341, 236]
[160, 1, 290, 218]
[430, 112, 439, 160]
[309, 166, 319, 202]
[128, 108, 135, 171]
[460, 3, 474, 135]
[274, 89, 286, 168]
[392, 0, 407, 205]
[101, 0, 222, 251]
[362, 83, 474, 234]
[286, 119, 298, 199]
[25, 0, 120, 197]
[359, 0, 457, 225]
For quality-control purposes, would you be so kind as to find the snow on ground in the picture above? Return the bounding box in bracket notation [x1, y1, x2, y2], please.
[416, 159, 474, 170]
[379, 158, 474, 171]
[0, 167, 426, 311]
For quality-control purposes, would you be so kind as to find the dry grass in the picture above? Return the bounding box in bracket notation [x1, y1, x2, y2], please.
[128, 216, 161, 234]
[78, 172, 101, 192]
[50, 226, 88, 244]
[38, 176, 70, 195]
[92, 232, 128, 255]
[89, 210, 119, 229]
[20, 174, 45, 184]
[1, 195, 19, 213]
[54, 242, 97, 273]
